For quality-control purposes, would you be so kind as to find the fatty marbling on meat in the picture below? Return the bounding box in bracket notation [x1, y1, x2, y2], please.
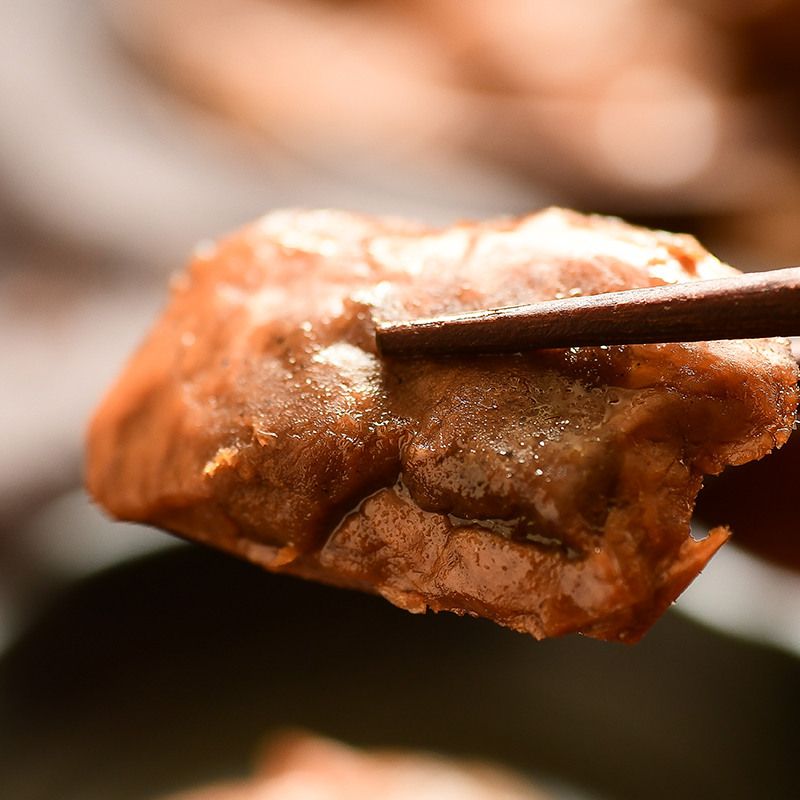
[86, 208, 799, 643]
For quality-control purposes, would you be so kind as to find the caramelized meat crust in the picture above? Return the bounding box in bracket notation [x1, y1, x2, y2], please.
[86, 208, 799, 643]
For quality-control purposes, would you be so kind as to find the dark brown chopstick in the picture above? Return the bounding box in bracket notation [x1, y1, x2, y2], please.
[375, 266, 800, 356]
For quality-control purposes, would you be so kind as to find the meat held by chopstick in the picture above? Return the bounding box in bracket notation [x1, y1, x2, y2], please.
[86, 208, 799, 643]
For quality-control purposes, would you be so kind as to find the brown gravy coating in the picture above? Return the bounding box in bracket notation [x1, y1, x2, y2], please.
[86, 208, 799, 643]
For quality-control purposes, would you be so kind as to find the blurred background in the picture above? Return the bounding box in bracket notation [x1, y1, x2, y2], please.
[2, 1, 800, 799]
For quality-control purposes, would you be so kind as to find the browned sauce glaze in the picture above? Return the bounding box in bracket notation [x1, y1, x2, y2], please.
[86, 208, 799, 643]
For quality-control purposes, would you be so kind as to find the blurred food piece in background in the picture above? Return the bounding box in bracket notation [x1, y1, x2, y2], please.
[155, 730, 560, 800]
[104, 0, 800, 267]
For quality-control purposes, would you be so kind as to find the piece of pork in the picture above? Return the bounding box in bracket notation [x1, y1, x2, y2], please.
[86, 208, 799, 643]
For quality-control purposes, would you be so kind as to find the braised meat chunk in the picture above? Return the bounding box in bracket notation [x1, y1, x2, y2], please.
[86, 208, 798, 643]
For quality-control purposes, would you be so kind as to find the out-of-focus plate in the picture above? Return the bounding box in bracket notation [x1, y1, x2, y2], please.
[1, 540, 800, 800]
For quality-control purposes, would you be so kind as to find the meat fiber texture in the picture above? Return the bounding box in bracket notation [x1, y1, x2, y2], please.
[86, 208, 799, 643]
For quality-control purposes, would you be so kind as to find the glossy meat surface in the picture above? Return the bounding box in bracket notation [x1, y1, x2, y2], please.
[86, 208, 799, 642]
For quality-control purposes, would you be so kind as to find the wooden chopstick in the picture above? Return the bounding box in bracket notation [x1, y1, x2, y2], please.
[375, 266, 800, 356]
